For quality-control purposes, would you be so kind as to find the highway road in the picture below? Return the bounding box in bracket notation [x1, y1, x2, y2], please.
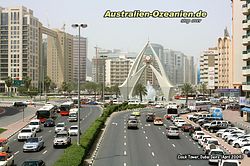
[7, 105, 102, 166]
[93, 108, 209, 166]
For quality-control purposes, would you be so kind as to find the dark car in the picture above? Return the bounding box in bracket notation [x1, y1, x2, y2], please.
[181, 124, 193, 132]
[13, 101, 27, 107]
[44, 118, 55, 127]
[146, 113, 155, 122]
[88, 101, 97, 105]
[189, 126, 202, 136]
[22, 160, 45, 166]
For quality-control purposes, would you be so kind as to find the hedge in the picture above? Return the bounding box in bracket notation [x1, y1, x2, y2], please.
[53, 103, 145, 166]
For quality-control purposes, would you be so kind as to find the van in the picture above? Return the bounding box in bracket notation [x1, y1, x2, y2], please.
[68, 111, 78, 122]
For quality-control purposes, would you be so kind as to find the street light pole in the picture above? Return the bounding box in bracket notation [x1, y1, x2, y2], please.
[72, 23, 87, 146]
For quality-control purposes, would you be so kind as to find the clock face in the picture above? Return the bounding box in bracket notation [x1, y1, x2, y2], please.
[145, 56, 151, 61]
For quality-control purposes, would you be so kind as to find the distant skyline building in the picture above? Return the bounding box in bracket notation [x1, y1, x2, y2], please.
[73, 36, 87, 83]
[0, 6, 41, 92]
[47, 29, 73, 88]
[199, 47, 219, 90]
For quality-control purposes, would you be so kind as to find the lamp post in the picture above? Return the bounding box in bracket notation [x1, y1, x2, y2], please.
[72, 23, 87, 146]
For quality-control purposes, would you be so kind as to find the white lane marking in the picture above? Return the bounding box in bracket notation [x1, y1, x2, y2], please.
[124, 135, 126, 139]
[14, 139, 17, 141]
[185, 136, 188, 138]
[124, 142, 127, 146]
[172, 144, 176, 148]
[14, 151, 19, 155]
[82, 118, 85, 121]
[124, 126, 126, 129]
[152, 152, 155, 157]
[124, 151, 127, 155]
[164, 124, 167, 127]
[143, 131, 146, 134]
[193, 142, 195, 144]
[158, 127, 161, 130]
[48, 130, 52, 133]
[85, 115, 87, 118]
[145, 136, 148, 139]
[124, 163, 127, 166]
[189, 139, 192, 141]
[198, 146, 200, 148]
[42, 150, 47, 154]
[156, 164, 159, 166]
[124, 130, 126, 133]
[112, 122, 118, 126]
[148, 143, 151, 147]
[141, 126, 144, 129]
[162, 132, 165, 135]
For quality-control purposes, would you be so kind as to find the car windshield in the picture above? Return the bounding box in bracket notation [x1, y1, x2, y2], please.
[21, 129, 31, 133]
[22, 161, 39, 166]
[0, 156, 5, 161]
[56, 124, 65, 127]
[170, 127, 178, 131]
[70, 127, 78, 130]
[197, 132, 204, 135]
[129, 120, 137, 123]
[209, 140, 219, 145]
[69, 114, 77, 117]
[222, 162, 238, 166]
[56, 134, 67, 138]
[27, 138, 38, 143]
[29, 122, 39, 125]
[211, 151, 224, 155]
[46, 119, 53, 123]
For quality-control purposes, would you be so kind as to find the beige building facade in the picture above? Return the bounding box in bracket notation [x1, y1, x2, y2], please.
[217, 32, 233, 89]
[47, 29, 73, 88]
[0, 6, 41, 91]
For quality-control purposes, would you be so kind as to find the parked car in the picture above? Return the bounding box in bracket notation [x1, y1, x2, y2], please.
[166, 126, 180, 138]
[17, 127, 36, 141]
[13, 101, 27, 107]
[232, 138, 250, 148]
[53, 130, 71, 148]
[23, 137, 44, 152]
[0, 152, 14, 166]
[204, 143, 219, 155]
[21, 160, 46, 166]
[215, 127, 239, 137]
[240, 144, 250, 154]
[0, 139, 9, 153]
[44, 118, 55, 127]
[189, 126, 202, 136]
[218, 160, 241, 166]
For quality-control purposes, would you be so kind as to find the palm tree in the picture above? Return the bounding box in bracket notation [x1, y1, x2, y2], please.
[199, 83, 208, 96]
[23, 76, 32, 91]
[111, 84, 120, 98]
[181, 83, 194, 106]
[5, 76, 12, 96]
[44, 76, 52, 93]
[133, 83, 147, 102]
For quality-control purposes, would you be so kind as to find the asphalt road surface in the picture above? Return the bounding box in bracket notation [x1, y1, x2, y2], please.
[93, 108, 210, 166]
[8, 105, 102, 166]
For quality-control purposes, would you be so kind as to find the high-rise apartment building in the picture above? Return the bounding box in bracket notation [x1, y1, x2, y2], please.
[241, 0, 250, 93]
[105, 56, 134, 87]
[73, 36, 87, 83]
[218, 29, 233, 89]
[47, 29, 73, 88]
[0, 6, 41, 91]
[200, 47, 219, 90]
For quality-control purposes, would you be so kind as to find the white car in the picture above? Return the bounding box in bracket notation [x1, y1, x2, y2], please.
[17, 127, 36, 141]
[208, 149, 225, 164]
[55, 122, 67, 133]
[241, 145, 250, 154]
[232, 138, 250, 148]
[204, 138, 220, 154]
[198, 135, 211, 147]
[222, 130, 245, 141]
[175, 120, 186, 128]
[28, 119, 42, 132]
[0, 152, 14, 166]
[53, 130, 71, 147]
[215, 127, 238, 137]
[68, 125, 80, 136]
[227, 134, 249, 145]
[218, 159, 241, 166]
[192, 131, 205, 141]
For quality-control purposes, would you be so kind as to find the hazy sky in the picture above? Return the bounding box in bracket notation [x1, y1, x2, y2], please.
[1, 0, 232, 61]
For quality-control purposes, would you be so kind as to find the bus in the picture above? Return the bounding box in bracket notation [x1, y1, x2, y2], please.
[188, 100, 211, 112]
[59, 101, 74, 116]
[165, 104, 178, 119]
[36, 104, 57, 123]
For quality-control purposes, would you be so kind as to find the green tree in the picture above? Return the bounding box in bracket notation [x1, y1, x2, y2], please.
[181, 83, 194, 106]
[5, 76, 12, 96]
[199, 83, 208, 96]
[23, 76, 32, 90]
[44, 76, 52, 93]
[111, 84, 120, 98]
[61, 82, 69, 92]
[50, 82, 57, 91]
[25, 87, 39, 99]
[133, 83, 147, 102]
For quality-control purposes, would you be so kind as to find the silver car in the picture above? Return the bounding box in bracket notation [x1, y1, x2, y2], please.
[23, 137, 44, 152]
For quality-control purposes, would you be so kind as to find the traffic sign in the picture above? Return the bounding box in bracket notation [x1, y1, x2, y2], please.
[13, 80, 24, 87]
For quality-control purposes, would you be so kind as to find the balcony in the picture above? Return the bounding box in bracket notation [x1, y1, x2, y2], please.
[243, 4, 249, 15]
[243, 35, 250, 46]
[242, 66, 250, 75]
[242, 51, 250, 60]
[242, 82, 250, 91]
[243, 20, 250, 30]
